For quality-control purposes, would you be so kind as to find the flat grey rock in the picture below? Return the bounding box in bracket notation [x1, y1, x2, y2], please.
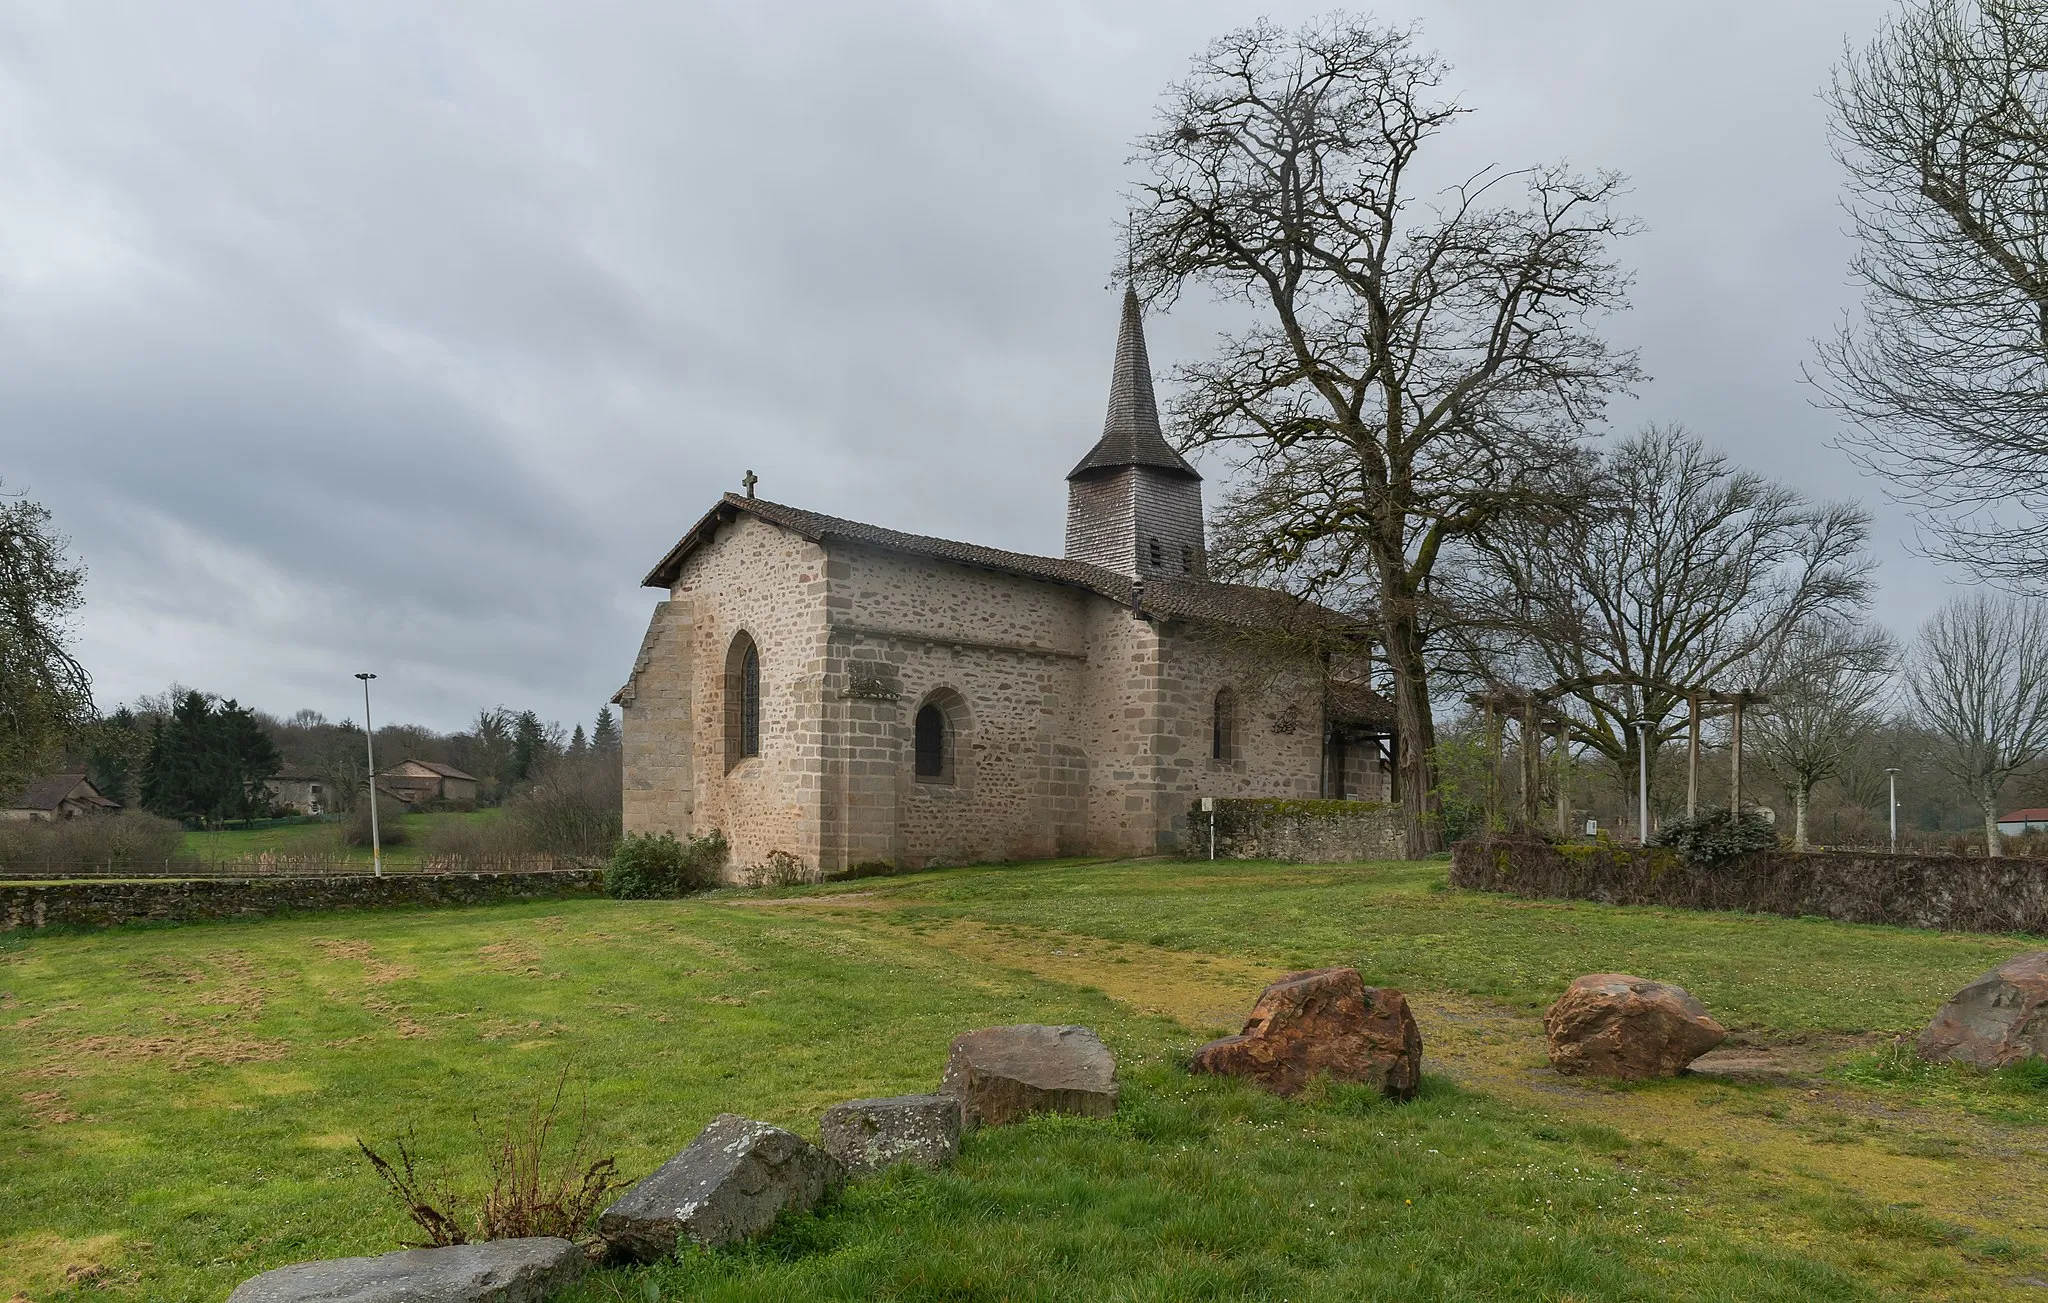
[225, 1237, 583, 1303]
[940, 1024, 1118, 1127]
[598, 1113, 841, 1261]
[821, 1093, 963, 1174]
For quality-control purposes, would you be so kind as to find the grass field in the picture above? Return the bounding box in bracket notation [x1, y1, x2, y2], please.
[179, 810, 502, 868]
[4, 858, 2047, 1300]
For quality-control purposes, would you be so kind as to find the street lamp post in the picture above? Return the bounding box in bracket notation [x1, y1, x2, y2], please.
[355, 673, 382, 878]
[1632, 718, 1651, 846]
[1885, 767, 1901, 855]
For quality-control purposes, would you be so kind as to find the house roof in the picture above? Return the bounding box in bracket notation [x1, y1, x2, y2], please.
[269, 764, 325, 781]
[386, 760, 476, 781]
[641, 494, 1366, 635]
[1999, 808, 2048, 823]
[10, 774, 116, 811]
[1066, 286, 1199, 483]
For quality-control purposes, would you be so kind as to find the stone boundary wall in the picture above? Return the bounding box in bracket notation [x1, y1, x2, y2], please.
[1, 869, 604, 934]
[1450, 838, 2048, 935]
[1185, 798, 1406, 863]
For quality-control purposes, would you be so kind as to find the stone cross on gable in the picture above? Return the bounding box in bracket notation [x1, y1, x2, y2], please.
[742, 469, 758, 499]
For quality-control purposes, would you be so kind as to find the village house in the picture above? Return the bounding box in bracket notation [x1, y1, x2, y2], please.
[375, 760, 480, 807]
[264, 764, 328, 816]
[614, 289, 1393, 876]
[3, 774, 120, 822]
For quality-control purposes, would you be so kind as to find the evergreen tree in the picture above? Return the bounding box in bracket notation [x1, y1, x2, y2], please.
[84, 707, 144, 806]
[509, 710, 545, 782]
[568, 724, 588, 757]
[216, 698, 283, 824]
[591, 706, 619, 752]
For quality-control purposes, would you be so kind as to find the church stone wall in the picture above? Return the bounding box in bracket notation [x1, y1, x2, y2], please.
[620, 514, 832, 879]
[621, 514, 1375, 877]
[820, 544, 1093, 872]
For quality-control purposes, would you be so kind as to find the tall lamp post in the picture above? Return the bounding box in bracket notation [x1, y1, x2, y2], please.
[355, 673, 382, 878]
[1631, 718, 1651, 846]
[1884, 767, 1901, 855]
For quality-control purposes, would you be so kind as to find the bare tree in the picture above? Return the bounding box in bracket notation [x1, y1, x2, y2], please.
[1907, 591, 2048, 855]
[1450, 426, 1875, 804]
[0, 483, 93, 799]
[1127, 15, 1641, 854]
[1818, 0, 2048, 584]
[1751, 622, 1897, 850]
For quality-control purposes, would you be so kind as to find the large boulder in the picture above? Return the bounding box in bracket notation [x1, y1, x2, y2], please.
[1543, 973, 1727, 1079]
[597, 1114, 841, 1261]
[939, 1024, 1118, 1127]
[1189, 967, 1422, 1100]
[225, 1237, 583, 1303]
[821, 1093, 964, 1175]
[1916, 951, 2048, 1068]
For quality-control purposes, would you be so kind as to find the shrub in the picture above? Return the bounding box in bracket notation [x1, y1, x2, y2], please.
[499, 755, 621, 859]
[358, 1067, 620, 1247]
[0, 810, 189, 872]
[338, 793, 412, 848]
[1652, 807, 1778, 867]
[745, 848, 811, 887]
[605, 830, 726, 899]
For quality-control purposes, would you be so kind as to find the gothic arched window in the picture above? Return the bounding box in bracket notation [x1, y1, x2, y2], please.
[725, 633, 761, 769]
[912, 689, 965, 785]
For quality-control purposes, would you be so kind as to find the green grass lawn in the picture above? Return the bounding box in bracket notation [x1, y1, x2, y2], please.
[3, 859, 2045, 1301]
[180, 810, 502, 868]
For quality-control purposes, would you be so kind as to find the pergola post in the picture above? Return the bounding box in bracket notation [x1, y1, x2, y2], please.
[1686, 692, 1701, 820]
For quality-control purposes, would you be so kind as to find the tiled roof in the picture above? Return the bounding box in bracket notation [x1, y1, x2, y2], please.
[642, 494, 1367, 636]
[408, 760, 476, 781]
[1328, 679, 1397, 729]
[9, 774, 115, 811]
[1066, 287, 1199, 482]
[2000, 808, 2048, 823]
[269, 764, 325, 781]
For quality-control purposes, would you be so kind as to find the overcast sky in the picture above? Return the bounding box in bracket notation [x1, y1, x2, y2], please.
[2, 0, 1928, 733]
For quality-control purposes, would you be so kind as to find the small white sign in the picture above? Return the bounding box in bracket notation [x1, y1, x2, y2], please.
[1201, 797, 1216, 812]
[1585, 818, 1598, 835]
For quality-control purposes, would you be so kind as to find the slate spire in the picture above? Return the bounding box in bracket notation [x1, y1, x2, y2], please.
[1066, 287, 1200, 482]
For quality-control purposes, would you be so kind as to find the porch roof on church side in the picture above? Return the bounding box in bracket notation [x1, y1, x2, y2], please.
[640, 493, 1373, 637]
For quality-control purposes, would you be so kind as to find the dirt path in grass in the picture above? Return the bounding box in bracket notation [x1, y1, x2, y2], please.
[822, 910, 2048, 1259]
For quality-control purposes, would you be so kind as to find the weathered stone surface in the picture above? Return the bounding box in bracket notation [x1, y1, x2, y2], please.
[940, 1024, 1118, 1126]
[225, 1237, 583, 1303]
[821, 1093, 964, 1174]
[597, 1113, 841, 1261]
[1916, 952, 2048, 1068]
[1543, 974, 1727, 1079]
[1189, 967, 1422, 1100]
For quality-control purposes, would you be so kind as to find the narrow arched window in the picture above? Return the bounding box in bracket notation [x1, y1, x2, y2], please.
[1212, 688, 1236, 762]
[915, 703, 946, 779]
[725, 633, 762, 770]
[741, 645, 761, 756]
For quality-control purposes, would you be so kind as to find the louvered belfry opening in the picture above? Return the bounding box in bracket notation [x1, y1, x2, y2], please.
[1064, 287, 1207, 580]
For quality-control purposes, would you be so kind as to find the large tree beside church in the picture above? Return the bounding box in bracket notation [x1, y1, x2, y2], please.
[0, 482, 94, 799]
[1125, 16, 1641, 853]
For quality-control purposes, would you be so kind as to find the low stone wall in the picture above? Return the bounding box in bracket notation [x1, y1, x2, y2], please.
[1450, 838, 2048, 935]
[0, 869, 605, 933]
[1185, 798, 1406, 864]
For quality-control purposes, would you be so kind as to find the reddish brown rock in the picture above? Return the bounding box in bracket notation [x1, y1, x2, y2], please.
[1189, 967, 1422, 1100]
[1916, 952, 2048, 1068]
[1543, 974, 1727, 1079]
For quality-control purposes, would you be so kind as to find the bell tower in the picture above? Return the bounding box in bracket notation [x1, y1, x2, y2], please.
[1064, 288, 1206, 579]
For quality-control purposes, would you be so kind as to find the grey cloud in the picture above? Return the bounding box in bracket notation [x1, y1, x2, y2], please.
[0, 0, 1935, 730]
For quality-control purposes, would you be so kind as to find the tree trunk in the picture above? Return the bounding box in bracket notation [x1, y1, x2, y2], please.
[1379, 589, 1442, 857]
[1794, 784, 1809, 852]
[1985, 802, 2004, 858]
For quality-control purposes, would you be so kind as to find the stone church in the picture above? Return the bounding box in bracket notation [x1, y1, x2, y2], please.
[614, 289, 1394, 876]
